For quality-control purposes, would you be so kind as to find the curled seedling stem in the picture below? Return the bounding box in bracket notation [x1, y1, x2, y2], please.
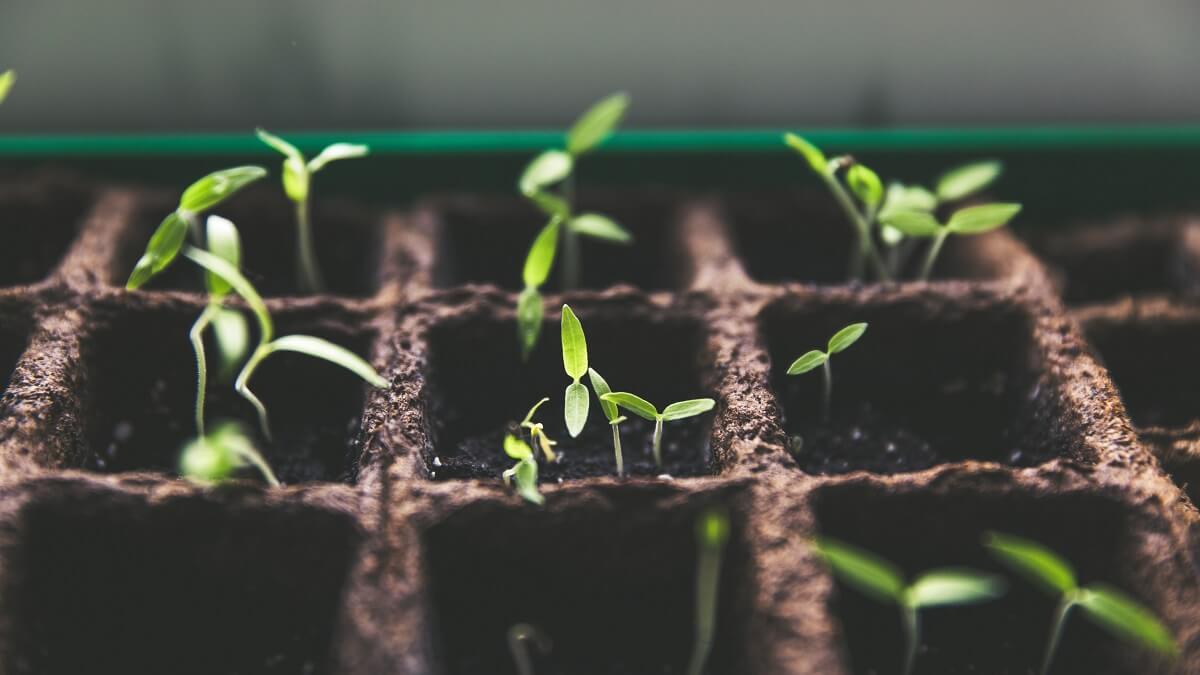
[508, 623, 552, 675]
[600, 392, 715, 468]
[588, 367, 625, 476]
[786, 323, 867, 423]
[502, 434, 544, 505]
[687, 506, 731, 675]
[520, 397, 558, 462]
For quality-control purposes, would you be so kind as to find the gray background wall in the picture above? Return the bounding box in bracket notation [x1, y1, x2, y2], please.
[2, 0, 1198, 132]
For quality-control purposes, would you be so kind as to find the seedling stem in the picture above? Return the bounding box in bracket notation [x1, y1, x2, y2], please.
[687, 507, 730, 675]
[508, 623, 551, 675]
[787, 323, 868, 423]
[600, 392, 715, 468]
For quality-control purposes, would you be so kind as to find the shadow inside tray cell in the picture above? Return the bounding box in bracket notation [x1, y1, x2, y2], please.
[424, 308, 714, 480]
[430, 193, 683, 291]
[0, 173, 94, 287]
[4, 491, 360, 675]
[118, 186, 382, 297]
[80, 307, 373, 484]
[1083, 317, 1200, 429]
[0, 305, 32, 397]
[815, 485, 1167, 675]
[424, 490, 751, 675]
[763, 297, 1069, 474]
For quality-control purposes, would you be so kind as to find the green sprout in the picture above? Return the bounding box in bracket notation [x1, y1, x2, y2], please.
[180, 419, 279, 487]
[508, 623, 552, 675]
[881, 203, 1022, 281]
[0, 70, 15, 105]
[587, 367, 627, 476]
[599, 392, 715, 468]
[687, 507, 731, 675]
[520, 397, 558, 463]
[256, 129, 369, 293]
[516, 93, 632, 357]
[560, 305, 590, 438]
[814, 536, 1006, 675]
[985, 532, 1177, 674]
[502, 434, 544, 506]
[786, 322, 867, 423]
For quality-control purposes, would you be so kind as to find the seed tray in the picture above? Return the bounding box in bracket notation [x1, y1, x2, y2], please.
[0, 169, 1197, 674]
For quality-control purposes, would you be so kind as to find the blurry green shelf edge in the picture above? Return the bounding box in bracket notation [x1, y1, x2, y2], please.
[3, 125, 1200, 157]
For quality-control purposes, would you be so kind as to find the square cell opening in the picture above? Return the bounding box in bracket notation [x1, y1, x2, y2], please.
[0, 175, 93, 287]
[1083, 317, 1200, 430]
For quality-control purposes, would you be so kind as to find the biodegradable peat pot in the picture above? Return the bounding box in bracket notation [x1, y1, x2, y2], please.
[0, 179, 1198, 675]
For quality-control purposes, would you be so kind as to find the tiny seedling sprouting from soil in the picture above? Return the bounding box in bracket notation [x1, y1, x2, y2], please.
[560, 304, 591, 437]
[587, 367, 627, 476]
[985, 531, 1177, 675]
[256, 128, 369, 293]
[813, 536, 1006, 675]
[600, 392, 715, 468]
[0, 69, 15, 105]
[502, 433, 544, 505]
[508, 623, 552, 675]
[687, 506, 730, 675]
[881, 202, 1022, 281]
[179, 419, 279, 486]
[520, 397, 558, 463]
[516, 93, 632, 356]
[786, 322, 867, 423]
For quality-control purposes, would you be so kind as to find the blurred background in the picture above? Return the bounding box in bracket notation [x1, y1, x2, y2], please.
[2, 0, 1199, 132]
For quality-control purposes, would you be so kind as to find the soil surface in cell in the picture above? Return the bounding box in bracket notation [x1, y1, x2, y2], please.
[0, 173, 92, 287]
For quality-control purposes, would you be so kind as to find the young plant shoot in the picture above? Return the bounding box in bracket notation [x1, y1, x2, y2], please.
[508, 623, 552, 675]
[180, 419, 279, 486]
[881, 202, 1022, 281]
[0, 69, 14, 105]
[588, 367, 627, 476]
[516, 93, 632, 356]
[985, 532, 1177, 674]
[520, 397, 558, 462]
[786, 322, 867, 423]
[814, 537, 1006, 675]
[503, 434, 544, 505]
[256, 129, 369, 293]
[599, 392, 715, 468]
[687, 507, 731, 675]
[560, 305, 590, 438]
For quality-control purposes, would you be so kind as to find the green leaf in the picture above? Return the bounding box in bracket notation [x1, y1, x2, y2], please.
[527, 190, 571, 219]
[308, 142, 369, 173]
[984, 532, 1077, 595]
[211, 308, 250, 376]
[282, 157, 309, 202]
[880, 210, 942, 238]
[268, 335, 388, 388]
[204, 215, 242, 297]
[560, 304, 588, 379]
[783, 133, 827, 173]
[847, 164, 883, 209]
[600, 392, 659, 421]
[513, 457, 544, 505]
[127, 211, 188, 289]
[907, 569, 1006, 608]
[588, 368, 618, 422]
[812, 537, 905, 603]
[1076, 586, 1177, 657]
[880, 224, 904, 246]
[517, 287, 543, 360]
[504, 433, 534, 460]
[523, 218, 560, 288]
[828, 323, 868, 354]
[519, 150, 573, 196]
[570, 213, 632, 244]
[178, 166, 268, 214]
[182, 247, 273, 340]
[522, 397, 550, 425]
[936, 160, 1003, 202]
[564, 381, 590, 437]
[661, 398, 716, 421]
[946, 203, 1022, 234]
[696, 507, 731, 549]
[566, 92, 630, 156]
[786, 349, 828, 375]
[255, 128, 303, 163]
[179, 434, 236, 483]
[880, 182, 937, 218]
[0, 70, 14, 105]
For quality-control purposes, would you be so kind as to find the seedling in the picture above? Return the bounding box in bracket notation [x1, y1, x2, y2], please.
[813, 536, 1006, 675]
[502, 434, 544, 506]
[687, 507, 730, 675]
[587, 367, 627, 476]
[985, 531, 1177, 675]
[599, 392, 715, 468]
[786, 322, 867, 422]
[256, 129, 369, 293]
[520, 398, 558, 462]
[560, 305, 590, 437]
[179, 419, 279, 487]
[0, 70, 15, 105]
[881, 202, 1022, 281]
[516, 93, 632, 356]
[508, 623, 552, 675]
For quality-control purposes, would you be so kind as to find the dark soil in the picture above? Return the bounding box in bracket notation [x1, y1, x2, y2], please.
[0, 172, 94, 287]
[0, 303, 32, 395]
[6, 489, 360, 675]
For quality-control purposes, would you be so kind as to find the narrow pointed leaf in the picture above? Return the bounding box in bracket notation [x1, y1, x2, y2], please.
[560, 305, 588, 379]
[880, 210, 941, 238]
[523, 397, 551, 425]
[936, 160, 1003, 202]
[182, 247, 272, 339]
[784, 133, 827, 173]
[564, 381, 589, 437]
[847, 164, 883, 208]
[517, 287, 544, 359]
[308, 142, 369, 173]
[567, 92, 630, 156]
[570, 213, 632, 244]
[812, 537, 905, 603]
[588, 368, 618, 422]
[946, 203, 1022, 235]
[661, 398, 716, 421]
[527, 190, 570, 219]
[255, 128, 304, 163]
[984, 532, 1077, 595]
[908, 569, 1006, 608]
[600, 392, 659, 421]
[204, 215, 242, 296]
[127, 211, 188, 289]
[179, 166, 268, 214]
[523, 218, 560, 288]
[0, 70, 14, 105]
[1076, 586, 1177, 657]
[519, 150, 573, 195]
[787, 350, 828, 375]
[504, 434, 534, 460]
[268, 335, 388, 388]
[828, 323, 868, 354]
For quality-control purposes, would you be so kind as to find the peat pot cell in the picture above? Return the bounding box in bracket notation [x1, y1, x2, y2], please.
[424, 493, 751, 675]
[80, 308, 374, 483]
[424, 310, 714, 480]
[0, 175, 93, 287]
[815, 485, 1166, 675]
[430, 193, 684, 291]
[724, 192, 1006, 285]
[763, 298, 1065, 475]
[122, 187, 381, 297]
[4, 491, 360, 675]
